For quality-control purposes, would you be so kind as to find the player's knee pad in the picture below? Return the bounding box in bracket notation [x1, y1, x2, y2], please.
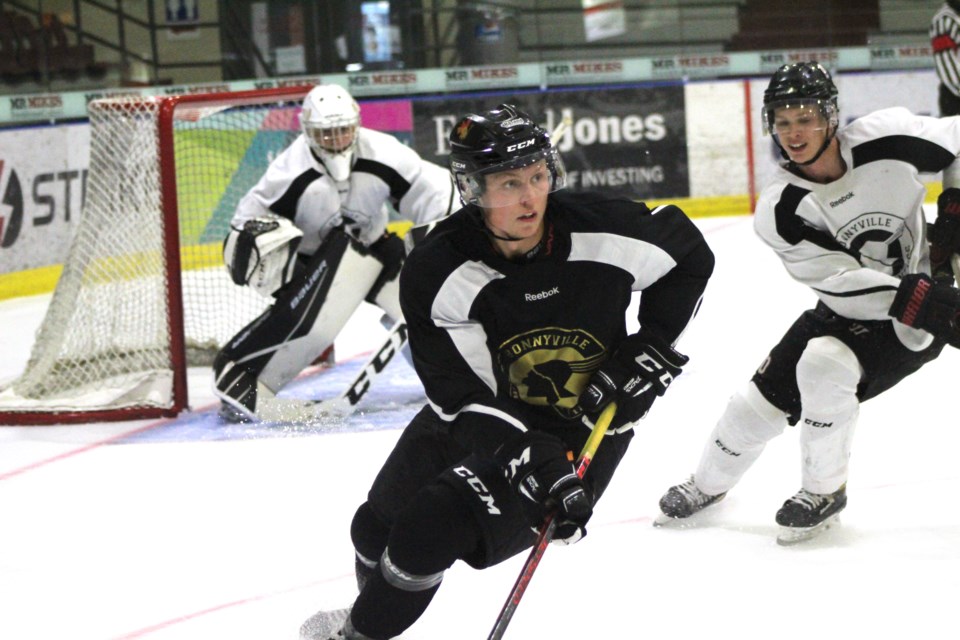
[383, 482, 480, 582]
[796, 336, 861, 421]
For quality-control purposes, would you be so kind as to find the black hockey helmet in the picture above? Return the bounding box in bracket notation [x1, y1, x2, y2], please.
[448, 103, 566, 207]
[762, 62, 840, 165]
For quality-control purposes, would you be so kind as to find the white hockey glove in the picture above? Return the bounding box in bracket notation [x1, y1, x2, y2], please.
[223, 215, 303, 298]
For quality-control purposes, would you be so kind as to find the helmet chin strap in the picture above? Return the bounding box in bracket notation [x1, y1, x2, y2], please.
[483, 224, 524, 242]
[467, 205, 525, 242]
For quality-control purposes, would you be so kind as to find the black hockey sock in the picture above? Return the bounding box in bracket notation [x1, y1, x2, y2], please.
[350, 570, 440, 639]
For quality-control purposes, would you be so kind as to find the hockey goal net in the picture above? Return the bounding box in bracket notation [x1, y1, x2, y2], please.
[0, 86, 313, 425]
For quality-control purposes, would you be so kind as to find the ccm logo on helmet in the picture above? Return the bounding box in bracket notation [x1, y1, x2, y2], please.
[506, 139, 535, 153]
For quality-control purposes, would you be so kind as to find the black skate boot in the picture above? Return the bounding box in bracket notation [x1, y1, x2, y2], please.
[775, 484, 846, 545]
[655, 475, 726, 525]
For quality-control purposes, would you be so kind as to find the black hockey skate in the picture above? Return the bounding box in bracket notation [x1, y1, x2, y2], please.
[299, 607, 372, 640]
[654, 475, 726, 526]
[775, 485, 846, 545]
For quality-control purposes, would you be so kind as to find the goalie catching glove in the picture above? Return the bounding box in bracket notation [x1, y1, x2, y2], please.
[580, 329, 688, 429]
[495, 431, 592, 545]
[890, 273, 960, 347]
[223, 215, 303, 297]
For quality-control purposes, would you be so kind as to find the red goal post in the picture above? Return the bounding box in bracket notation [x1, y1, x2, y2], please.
[0, 86, 314, 425]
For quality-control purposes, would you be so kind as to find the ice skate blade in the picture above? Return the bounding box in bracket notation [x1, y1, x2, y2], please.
[653, 512, 684, 527]
[776, 514, 840, 546]
[299, 607, 351, 640]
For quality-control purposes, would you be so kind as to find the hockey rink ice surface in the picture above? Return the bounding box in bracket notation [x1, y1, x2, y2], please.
[1, 214, 958, 640]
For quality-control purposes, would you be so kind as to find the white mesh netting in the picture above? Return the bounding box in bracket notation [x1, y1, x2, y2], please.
[0, 91, 305, 420]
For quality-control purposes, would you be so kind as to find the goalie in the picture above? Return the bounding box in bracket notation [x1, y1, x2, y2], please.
[214, 84, 455, 422]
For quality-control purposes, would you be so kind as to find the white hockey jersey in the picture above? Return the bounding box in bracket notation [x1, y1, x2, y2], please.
[754, 107, 960, 350]
[233, 127, 455, 254]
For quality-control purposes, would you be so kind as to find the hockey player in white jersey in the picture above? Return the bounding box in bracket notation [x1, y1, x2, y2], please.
[213, 84, 455, 421]
[658, 62, 960, 544]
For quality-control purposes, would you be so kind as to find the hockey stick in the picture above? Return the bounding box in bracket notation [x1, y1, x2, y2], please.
[487, 401, 618, 640]
[550, 115, 573, 145]
[311, 317, 409, 417]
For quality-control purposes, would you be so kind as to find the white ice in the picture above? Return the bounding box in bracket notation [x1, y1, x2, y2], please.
[1, 214, 958, 640]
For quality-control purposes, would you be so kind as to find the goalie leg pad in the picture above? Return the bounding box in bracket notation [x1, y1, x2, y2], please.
[214, 228, 383, 406]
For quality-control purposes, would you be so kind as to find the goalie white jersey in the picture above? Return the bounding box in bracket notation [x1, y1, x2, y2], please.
[754, 107, 960, 350]
[233, 127, 454, 254]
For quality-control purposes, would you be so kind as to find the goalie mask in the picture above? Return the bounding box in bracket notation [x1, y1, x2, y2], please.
[762, 62, 839, 166]
[448, 104, 566, 208]
[301, 84, 361, 182]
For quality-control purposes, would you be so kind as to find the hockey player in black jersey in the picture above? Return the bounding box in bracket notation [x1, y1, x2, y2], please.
[658, 62, 960, 544]
[298, 104, 714, 639]
[212, 84, 455, 422]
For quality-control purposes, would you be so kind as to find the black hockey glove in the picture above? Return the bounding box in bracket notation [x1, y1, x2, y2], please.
[930, 188, 960, 280]
[580, 330, 688, 427]
[495, 431, 593, 545]
[890, 273, 960, 347]
[363, 231, 406, 303]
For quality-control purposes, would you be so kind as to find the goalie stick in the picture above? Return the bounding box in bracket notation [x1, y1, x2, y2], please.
[249, 318, 409, 423]
[487, 401, 618, 640]
[318, 318, 409, 415]
[550, 115, 572, 145]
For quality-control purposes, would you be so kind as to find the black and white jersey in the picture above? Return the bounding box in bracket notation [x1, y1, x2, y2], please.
[755, 107, 960, 350]
[233, 127, 455, 254]
[399, 190, 714, 456]
[932, 2, 960, 98]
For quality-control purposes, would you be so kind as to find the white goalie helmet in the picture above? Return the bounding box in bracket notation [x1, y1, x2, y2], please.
[301, 84, 361, 182]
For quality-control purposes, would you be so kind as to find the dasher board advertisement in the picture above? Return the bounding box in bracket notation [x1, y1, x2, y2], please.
[411, 84, 689, 200]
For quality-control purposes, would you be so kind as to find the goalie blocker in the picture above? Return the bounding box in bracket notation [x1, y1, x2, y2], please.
[223, 215, 304, 297]
[214, 225, 404, 421]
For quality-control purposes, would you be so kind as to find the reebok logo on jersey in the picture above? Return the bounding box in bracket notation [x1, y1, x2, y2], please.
[829, 192, 854, 207]
[525, 286, 559, 301]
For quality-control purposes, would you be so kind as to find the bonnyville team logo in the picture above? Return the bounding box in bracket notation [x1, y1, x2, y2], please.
[836, 212, 913, 276]
[0, 160, 24, 248]
[497, 327, 607, 419]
